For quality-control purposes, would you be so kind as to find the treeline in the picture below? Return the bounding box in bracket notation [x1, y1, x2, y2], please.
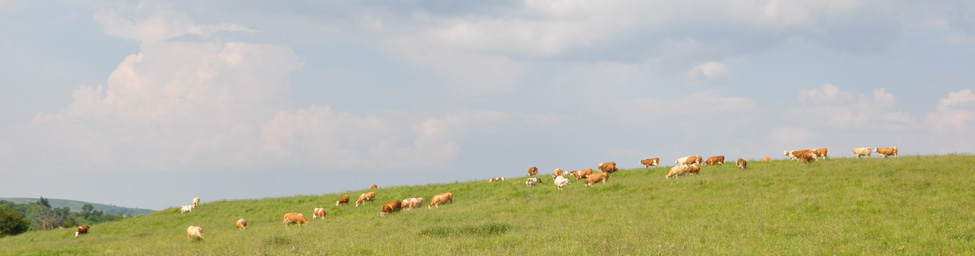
[0, 197, 132, 237]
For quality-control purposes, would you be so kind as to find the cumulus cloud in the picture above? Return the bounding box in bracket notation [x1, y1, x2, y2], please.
[926, 89, 975, 131]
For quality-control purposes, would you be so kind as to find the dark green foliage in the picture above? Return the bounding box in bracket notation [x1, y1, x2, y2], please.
[0, 206, 29, 237]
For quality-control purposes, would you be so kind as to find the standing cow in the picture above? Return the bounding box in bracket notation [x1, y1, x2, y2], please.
[736, 158, 747, 169]
[640, 158, 660, 168]
[598, 162, 619, 174]
[187, 226, 203, 239]
[336, 195, 350, 206]
[528, 166, 538, 176]
[704, 156, 725, 165]
[584, 172, 609, 187]
[666, 165, 690, 179]
[75, 225, 89, 237]
[554, 176, 570, 190]
[429, 193, 453, 208]
[875, 147, 898, 158]
[853, 147, 871, 158]
[283, 213, 309, 227]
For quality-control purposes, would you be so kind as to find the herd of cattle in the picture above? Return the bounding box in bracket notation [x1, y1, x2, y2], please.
[70, 146, 898, 240]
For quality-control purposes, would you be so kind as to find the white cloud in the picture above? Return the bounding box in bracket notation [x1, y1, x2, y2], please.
[683, 61, 730, 83]
[926, 89, 975, 132]
[793, 84, 915, 130]
[94, 2, 255, 42]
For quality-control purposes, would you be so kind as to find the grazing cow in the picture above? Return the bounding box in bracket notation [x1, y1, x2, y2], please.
[812, 148, 828, 160]
[584, 172, 609, 187]
[570, 168, 593, 180]
[283, 213, 309, 227]
[554, 176, 570, 190]
[380, 201, 402, 216]
[875, 147, 898, 158]
[704, 156, 725, 165]
[402, 197, 423, 209]
[737, 158, 747, 169]
[528, 166, 538, 176]
[313, 208, 326, 219]
[488, 177, 505, 182]
[598, 162, 619, 174]
[526, 177, 542, 187]
[75, 225, 89, 237]
[852, 147, 871, 158]
[236, 219, 247, 230]
[762, 156, 771, 162]
[180, 204, 195, 214]
[788, 150, 818, 164]
[687, 163, 701, 175]
[369, 184, 378, 190]
[666, 165, 690, 179]
[356, 191, 376, 207]
[640, 158, 660, 168]
[187, 226, 203, 239]
[429, 193, 453, 208]
[552, 168, 565, 177]
[336, 195, 350, 206]
[192, 197, 200, 207]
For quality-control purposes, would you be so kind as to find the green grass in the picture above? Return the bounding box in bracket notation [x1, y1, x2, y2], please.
[2, 155, 974, 255]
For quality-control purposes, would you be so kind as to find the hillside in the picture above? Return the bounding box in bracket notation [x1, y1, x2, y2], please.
[0, 198, 155, 216]
[1, 155, 973, 255]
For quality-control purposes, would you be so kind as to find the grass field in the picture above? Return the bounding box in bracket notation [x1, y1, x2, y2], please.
[2, 155, 974, 255]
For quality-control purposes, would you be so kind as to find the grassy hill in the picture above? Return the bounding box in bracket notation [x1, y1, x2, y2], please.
[0, 198, 155, 216]
[1, 155, 973, 255]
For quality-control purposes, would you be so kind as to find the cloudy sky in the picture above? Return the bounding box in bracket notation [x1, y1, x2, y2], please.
[1, 0, 973, 210]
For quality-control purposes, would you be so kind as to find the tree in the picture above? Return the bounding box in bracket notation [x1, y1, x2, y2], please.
[0, 206, 29, 237]
[37, 197, 51, 209]
[81, 204, 93, 219]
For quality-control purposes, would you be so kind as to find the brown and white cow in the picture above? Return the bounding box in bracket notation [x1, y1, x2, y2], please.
[875, 147, 898, 158]
[788, 150, 818, 164]
[186, 226, 203, 239]
[704, 156, 725, 165]
[762, 156, 771, 162]
[528, 166, 538, 176]
[813, 148, 828, 160]
[676, 156, 702, 165]
[369, 184, 378, 190]
[640, 158, 660, 168]
[598, 162, 619, 174]
[75, 225, 89, 237]
[313, 208, 326, 219]
[853, 147, 871, 158]
[570, 168, 593, 180]
[552, 168, 566, 178]
[736, 158, 747, 169]
[336, 195, 350, 206]
[380, 201, 402, 216]
[687, 163, 701, 175]
[283, 213, 309, 227]
[429, 193, 453, 208]
[666, 165, 690, 179]
[356, 191, 376, 207]
[405, 197, 423, 209]
[236, 219, 247, 230]
[584, 172, 609, 187]
[488, 177, 505, 182]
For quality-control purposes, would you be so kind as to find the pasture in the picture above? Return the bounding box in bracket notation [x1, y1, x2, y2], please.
[2, 155, 974, 255]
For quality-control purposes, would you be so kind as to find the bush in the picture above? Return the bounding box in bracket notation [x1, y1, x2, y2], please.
[0, 206, 29, 237]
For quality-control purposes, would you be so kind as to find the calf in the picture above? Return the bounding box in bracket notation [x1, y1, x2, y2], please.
[762, 156, 771, 162]
[598, 162, 619, 174]
[488, 177, 505, 182]
[640, 158, 660, 168]
[584, 172, 609, 187]
[736, 158, 747, 169]
[528, 166, 538, 176]
[429, 193, 453, 208]
[526, 177, 542, 187]
[356, 191, 376, 207]
[313, 208, 326, 219]
[570, 168, 593, 180]
[380, 201, 402, 216]
[75, 225, 89, 237]
[704, 156, 725, 165]
[813, 148, 828, 160]
[236, 219, 247, 230]
[666, 165, 690, 179]
[875, 147, 898, 158]
[554, 176, 570, 190]
[186, 226, 203, 239]
[853, 147, 872, 158]
[336, 195, 350, 206]
[283, 213, 309, 227]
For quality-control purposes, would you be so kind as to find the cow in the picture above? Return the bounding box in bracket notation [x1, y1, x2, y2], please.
[186, 226, 203, 240]
[666, 165, 690, 179]
[687, 163, 701, 175]
[488, 177, 505, 182]
[598, 162, 618, 174]
[526, 177, 542, 187]
[528, 166, 538, 176]
[813, 148, 828, 160]
[236, 219, 247, 230]
[640, 158, 660, 168]
[313, 208, 326, 219]
[570, 168, 593, 180]
[677, 156, 702, 165]
[356, 191, 376, 207]
[875, 147, 898, 158]
[585, 172, 609, 187]
[704, 156, 725, 165]
[552, 168, 565, 178]
[737, 158, 747, 169]
[380, 201, 402, 216]
[783, 150, 796, 160]
[689, 156, 702, 165]
[554, 176, 570, 190]
[429, 193, 453, 208]
[192, 197, 200, 207]
[180, 204, 195, 214]
[852, 147, 870, 158]
[369, 184, 378, 190]
[762, 156, 771, 162]
[402, 197, 423, 209]
[788, 150, 818, 164]
[75, 225, 89, 237]
[283, 213, 309, 227]
[336, 195, 350, 206]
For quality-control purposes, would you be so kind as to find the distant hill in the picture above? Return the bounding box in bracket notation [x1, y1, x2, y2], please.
[0, 198, 155, 216]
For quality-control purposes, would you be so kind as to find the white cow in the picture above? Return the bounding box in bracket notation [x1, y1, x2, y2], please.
[554, 176, 570, 190]
[526, 178, 541, 187]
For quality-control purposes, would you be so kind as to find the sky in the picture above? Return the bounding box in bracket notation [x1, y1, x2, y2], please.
[1, 0, 973, 210]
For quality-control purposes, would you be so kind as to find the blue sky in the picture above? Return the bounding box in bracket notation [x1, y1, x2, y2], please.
[1, 0, 973, 210]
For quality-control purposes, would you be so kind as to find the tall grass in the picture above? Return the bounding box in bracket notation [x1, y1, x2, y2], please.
[2, 155, 974, 255]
